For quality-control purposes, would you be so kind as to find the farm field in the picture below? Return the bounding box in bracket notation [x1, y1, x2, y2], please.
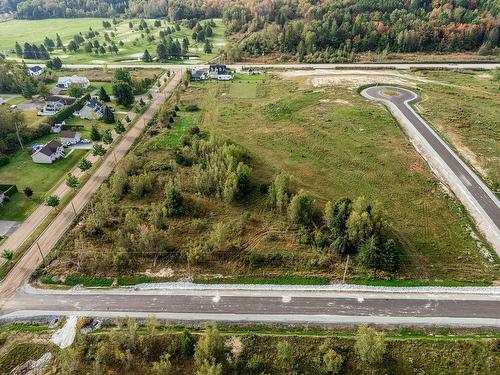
[41, 70, 498, 285]
[0, 18, 226, 64]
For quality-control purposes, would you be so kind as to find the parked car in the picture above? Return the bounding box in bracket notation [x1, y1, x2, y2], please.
[80, 139, 92, 143]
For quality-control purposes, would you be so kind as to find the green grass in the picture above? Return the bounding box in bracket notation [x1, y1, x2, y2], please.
[196, 74, 497, 281]
[0, 18, 108, 51]
[0, 145, 87, 220]
[414, 70, 500, 191]
[348, 278, 492, 287]
[148, 110, 199, 150]
[0, 18, 226, 64]
[0, 324, 49, 333]
[41, 274, 160, 287]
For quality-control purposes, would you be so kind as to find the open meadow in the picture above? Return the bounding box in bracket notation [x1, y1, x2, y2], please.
[0, 18, 226, 64]
[40, 70, 499, 286]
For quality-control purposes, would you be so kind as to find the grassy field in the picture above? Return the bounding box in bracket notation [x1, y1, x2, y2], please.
[414, 69, 500, 192]
[194, 73, 496, 281]
[0, 139, 87, 220]
[0, 18, 226, 64]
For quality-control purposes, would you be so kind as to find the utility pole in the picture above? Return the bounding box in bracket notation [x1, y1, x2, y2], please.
[36, 242, 46, 265]
[14, 121, 24, 150]
[342, 255, 350, 284]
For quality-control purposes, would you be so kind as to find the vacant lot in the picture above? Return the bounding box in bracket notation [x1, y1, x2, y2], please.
[42, 72, 497, 285]
[414, 70, 500, 192]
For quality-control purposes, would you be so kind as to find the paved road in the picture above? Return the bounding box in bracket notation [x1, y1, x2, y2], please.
[2, 285, 500, 327]
[0, 69, 183, 299]
[27, 62, 500, 71]
[362, 86, 500, 253]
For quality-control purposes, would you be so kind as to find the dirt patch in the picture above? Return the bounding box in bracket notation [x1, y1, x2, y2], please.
[142, 268, 174, 278]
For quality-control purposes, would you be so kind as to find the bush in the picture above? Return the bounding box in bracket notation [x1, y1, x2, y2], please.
[164, 187, 185, 217]
[0, 154, 10, 167]
[185, 104, 199, 112]
[113, 250, 130, 272]
[188, 126, 200, 135]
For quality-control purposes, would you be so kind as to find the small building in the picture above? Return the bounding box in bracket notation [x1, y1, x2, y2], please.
[0, 190, 4, 206]
[60, 130, 81, 145]
[51, 121, 65, 133]
[57, 75, 90, 89]
[29, 140, 64, 164]
[209, 64, 229, 79]
[191, 68, 208, 81]
[38, 96, 76, 116]
[28, 65, 44, 76]
[74, 99, 103, 120]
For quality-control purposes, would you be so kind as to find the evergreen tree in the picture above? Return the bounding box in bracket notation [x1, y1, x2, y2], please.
[90, 125, 102, 141]
[114, 122, 126, 134]
[112, 81, 134, 106]
[15, 42, 23, 57]
[21, 79, 37, 99]
[103, 129, 113, 144]
[142, 49, 152, 62]
[102, 106, 115, 123]
[98, 86, 110, 102]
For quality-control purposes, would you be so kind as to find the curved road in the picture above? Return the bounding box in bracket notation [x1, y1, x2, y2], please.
[362, 86, 500, 253]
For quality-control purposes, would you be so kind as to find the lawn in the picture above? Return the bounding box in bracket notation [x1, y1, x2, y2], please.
[414, 70, 500, 192]
[0, 18, 226, 64]
[0, 144, 87, 221]
[147, 109, 200, 150]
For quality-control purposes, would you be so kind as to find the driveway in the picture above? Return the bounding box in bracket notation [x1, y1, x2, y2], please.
[362, 86, 500, 252]
[0, 220, 22, 237]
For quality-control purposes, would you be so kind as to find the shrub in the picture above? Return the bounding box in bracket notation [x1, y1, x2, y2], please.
[164, 187, 185, 217]
[188, 126, 200, 135]
[354, 324, 386, 365]
[185, 104, 199, 112]
[0, 154, 9, 167]
[113, 250, 130, 272]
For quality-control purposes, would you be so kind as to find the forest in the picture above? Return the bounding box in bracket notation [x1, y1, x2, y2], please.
[0, 1, 498, 59]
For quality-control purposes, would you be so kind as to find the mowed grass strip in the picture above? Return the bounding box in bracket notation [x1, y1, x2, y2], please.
[195, 75, 496, 281]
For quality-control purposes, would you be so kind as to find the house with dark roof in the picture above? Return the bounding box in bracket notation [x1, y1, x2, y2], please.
[28, 65, 44, 76]
[209, 64, 229, 79]
[75, 98, 103, 120]
[30, 140, 64, 164]
[60, 130, 81, 145]
[38, 96, 77, 116]
[191, 68, 208, 81]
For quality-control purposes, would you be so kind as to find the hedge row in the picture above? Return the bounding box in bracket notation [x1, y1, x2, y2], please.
[48, 94, 90, 125]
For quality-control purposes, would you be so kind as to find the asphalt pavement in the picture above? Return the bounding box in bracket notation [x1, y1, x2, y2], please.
[362, 86, 500, 253]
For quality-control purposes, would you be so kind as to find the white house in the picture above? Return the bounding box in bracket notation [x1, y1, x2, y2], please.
[38, 96, 76, 116]
[60, 130, 81, 145]
[28, 65, 44, 76]
[57, 75, 90, 89]
[29, 140, 64, 164]
[209, 64, 229, 79]
[74, 99, 103, 120]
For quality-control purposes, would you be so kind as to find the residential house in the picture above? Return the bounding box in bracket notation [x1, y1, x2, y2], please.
[57, 76, 91, 89]
[29, 140, 64, 164]
[38, 96, 76, 116]
[60, 130, 81, 145]
[28, 65, 44, 76]
[209, 64, 229, 79]
[0, 190, 4, 206]
[191, 68, 208, 81]
[74, 99, 103, 120]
